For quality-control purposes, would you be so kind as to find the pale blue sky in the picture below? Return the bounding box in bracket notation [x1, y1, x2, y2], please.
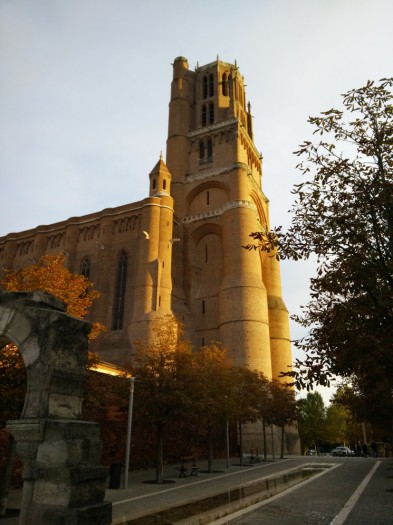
[1, 0, 392, 402]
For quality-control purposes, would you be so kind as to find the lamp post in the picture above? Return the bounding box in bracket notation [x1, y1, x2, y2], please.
[92, 361, 135, 490]
[225, 395, 230, 469]
[123, 376, 135, 488]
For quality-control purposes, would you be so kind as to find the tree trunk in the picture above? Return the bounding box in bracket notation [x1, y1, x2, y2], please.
[271, 425, 275, 461]
[207, 424, 213, 473]
[238, 421, 243, 466]
[155, 422, 164, 483]
[280, 425, 285, 459]
[262, 419, 267, 461]
[0, 434, 15, 516]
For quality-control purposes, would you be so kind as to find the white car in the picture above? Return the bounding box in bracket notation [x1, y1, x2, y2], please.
[331, 446, 355, 457]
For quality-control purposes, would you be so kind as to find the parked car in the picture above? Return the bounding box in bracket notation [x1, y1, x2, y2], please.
[331, 446, 355, 457]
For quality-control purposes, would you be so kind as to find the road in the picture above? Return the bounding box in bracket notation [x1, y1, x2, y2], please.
[222, 457, 393, 525]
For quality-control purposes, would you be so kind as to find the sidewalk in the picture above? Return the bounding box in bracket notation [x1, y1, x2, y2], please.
[107, 456, 302, 524]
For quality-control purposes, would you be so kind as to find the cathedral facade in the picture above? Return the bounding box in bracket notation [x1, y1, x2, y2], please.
[0, 57, 293, 385]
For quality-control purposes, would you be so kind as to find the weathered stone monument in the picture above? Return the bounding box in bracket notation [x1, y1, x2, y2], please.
[0, 290, 112, 525]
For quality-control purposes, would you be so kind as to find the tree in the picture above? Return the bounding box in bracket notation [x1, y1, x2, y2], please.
[245, 79, 393, 409]
[232, 368, 261, 464]
[269, 381, 298, 459]
[192, 343, 235, 473]
[297, 392, 326, 454]
[325, 403, 350, 446]
[254, 373, 273, 461]
[0, 346, 26, 428]
[130, 316, 196, 483]
[0, 252, 105, 339]
[333, 381, 393, 444]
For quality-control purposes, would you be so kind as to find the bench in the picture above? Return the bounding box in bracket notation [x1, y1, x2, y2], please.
[176, 455, 200, 478]
[247, 449, 261, 464]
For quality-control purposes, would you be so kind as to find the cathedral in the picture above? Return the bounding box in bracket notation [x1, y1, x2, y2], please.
[0, 57, 293, 386]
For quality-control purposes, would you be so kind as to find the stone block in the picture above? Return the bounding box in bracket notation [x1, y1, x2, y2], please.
[0, 306, 16, 345]
[48, 393, 82, 419]
[4, 309, 33, 347]
[69, 466, 108, 484]
[40, 501, 112, 525]
[37, 439, 68, 465]
[33, 479, 70, 506]
[19, 333, 41, 366]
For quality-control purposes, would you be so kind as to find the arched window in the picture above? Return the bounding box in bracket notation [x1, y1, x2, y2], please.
[207, 138, 213, 161]
[80, 256, 90, 279]
[201, 104, 207, 127]
[209, 73, 214, 97]
[112, 250, 127, 331]
[163, 179, 166, 190]
[152, 178, 156, 190]
[209, 102, 214, 124]
[199, 140, 205, 160]
[202, 300, 205, 314]
[222, 73, 227, 96]
[203, 76, 208, 99]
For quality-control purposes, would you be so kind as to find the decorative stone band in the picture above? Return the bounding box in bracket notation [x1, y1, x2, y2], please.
[7, 419, 46, 443]
[183, 199, 257, 224]
[185, 162, 250, 183]
[187, 117, 238, 139]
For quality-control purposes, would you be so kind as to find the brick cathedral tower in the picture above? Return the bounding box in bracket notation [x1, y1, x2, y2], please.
[165, 56, 292, 382]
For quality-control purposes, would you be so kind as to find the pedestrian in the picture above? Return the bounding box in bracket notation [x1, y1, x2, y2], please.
[362, 443, 368, 458]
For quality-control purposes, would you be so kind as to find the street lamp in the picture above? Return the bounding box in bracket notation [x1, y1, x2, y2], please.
[225, 395, 230, 469]
[123, 376, 135, 488]
[92, 361, 135, 489]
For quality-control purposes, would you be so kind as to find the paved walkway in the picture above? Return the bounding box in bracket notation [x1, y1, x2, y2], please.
[4, 455, 393, 524]
[109, 456, 295, 523]
[106, 456, 393, 524]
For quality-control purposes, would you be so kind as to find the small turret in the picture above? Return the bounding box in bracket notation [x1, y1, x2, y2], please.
[149, 154, 171, 196]
[130, 159, 175, 347]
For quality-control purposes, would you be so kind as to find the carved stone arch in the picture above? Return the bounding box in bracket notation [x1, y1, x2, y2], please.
[250, 190, 268, 228]
[191, 223, 223, 245]
[189, 224, 223, 341]
[186, 180, 230, 208]
[0, 291, 111, 524]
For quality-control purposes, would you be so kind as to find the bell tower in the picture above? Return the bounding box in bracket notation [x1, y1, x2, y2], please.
[166, 57, 292, 381]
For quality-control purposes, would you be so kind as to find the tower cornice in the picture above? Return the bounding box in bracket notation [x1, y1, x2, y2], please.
[188, 117, 238, 139]
[185, 161, 249, 183]
[183, 199, 257, 224]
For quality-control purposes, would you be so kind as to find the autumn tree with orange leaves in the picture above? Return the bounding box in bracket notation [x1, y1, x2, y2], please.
[1, 252, 105, 339]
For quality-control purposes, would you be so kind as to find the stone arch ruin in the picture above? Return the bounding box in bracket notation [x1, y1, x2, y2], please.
[0, 290, 111, 525]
